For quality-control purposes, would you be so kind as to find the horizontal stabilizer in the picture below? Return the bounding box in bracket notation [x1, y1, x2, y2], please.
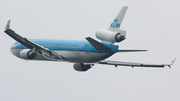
[118, 50, 147, 52]
[86, 37, 111, 50]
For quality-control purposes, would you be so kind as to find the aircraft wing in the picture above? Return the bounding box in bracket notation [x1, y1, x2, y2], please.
[98, 58, 176, 68]
[117, 50, 147, 52]
[4, 20, 64, 60]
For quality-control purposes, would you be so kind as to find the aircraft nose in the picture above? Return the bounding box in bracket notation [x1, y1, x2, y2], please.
[10, 47, 21, 58]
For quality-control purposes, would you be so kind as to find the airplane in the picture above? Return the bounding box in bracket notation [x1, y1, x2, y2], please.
[4, 6, 176, 71]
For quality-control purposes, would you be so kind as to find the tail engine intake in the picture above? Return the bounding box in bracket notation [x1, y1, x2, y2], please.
[96, 29, 126, 43]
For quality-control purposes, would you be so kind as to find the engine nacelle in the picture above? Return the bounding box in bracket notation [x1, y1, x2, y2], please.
[20, 49, 37, 59]
[96, 29, 126, 43]
[73, 63, 92, 72]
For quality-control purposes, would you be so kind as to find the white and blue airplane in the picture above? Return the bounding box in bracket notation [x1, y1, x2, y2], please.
[4, 6, 176, 71]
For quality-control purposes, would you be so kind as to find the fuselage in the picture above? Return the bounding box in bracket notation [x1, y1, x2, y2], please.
[11, 39, 119, 63]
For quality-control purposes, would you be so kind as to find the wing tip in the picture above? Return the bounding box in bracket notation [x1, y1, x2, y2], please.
[166, 57, 177, 68]
[5, 20, 11, 30]
[171, 57, 177, 65]
[123, 6, 128, 8]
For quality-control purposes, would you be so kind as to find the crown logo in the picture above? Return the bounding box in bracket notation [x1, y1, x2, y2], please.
[114, 18, 118, 22]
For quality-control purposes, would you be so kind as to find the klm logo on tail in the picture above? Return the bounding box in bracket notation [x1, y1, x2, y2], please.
[110, 18, 120, 28]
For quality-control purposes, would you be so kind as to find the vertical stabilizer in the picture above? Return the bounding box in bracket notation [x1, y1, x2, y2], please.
[108, 6, 128, 32]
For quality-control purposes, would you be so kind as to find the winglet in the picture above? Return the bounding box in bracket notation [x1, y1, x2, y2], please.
[171, 57, 177, 65]
[5, 20, 11, 30]
[168, 57, 177, 68]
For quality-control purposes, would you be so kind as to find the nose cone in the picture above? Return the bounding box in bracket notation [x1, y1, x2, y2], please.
[10, 43, 21, 58]
[10, 48, 21, 58]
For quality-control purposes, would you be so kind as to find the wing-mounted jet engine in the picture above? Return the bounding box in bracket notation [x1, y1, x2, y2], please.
[96, 6, 128, 44]
[73, 63, 92, 71]
[20, 49, 37, 59]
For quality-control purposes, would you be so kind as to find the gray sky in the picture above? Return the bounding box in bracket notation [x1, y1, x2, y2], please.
[0, 0, 180, 101]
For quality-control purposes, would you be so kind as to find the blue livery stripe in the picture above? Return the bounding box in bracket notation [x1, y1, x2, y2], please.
[11, 39, 119, 53]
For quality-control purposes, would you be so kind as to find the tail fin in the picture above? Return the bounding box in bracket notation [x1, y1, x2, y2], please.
[108, 6, 128, 32]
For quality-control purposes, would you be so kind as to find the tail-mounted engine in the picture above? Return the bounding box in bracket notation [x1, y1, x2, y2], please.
[20, 49, 37, 59]
[73, 63, 92, 72]
[96, 29, 126, 43]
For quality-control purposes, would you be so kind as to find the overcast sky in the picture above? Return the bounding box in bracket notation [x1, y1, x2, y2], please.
[0, 0, 180, 101]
